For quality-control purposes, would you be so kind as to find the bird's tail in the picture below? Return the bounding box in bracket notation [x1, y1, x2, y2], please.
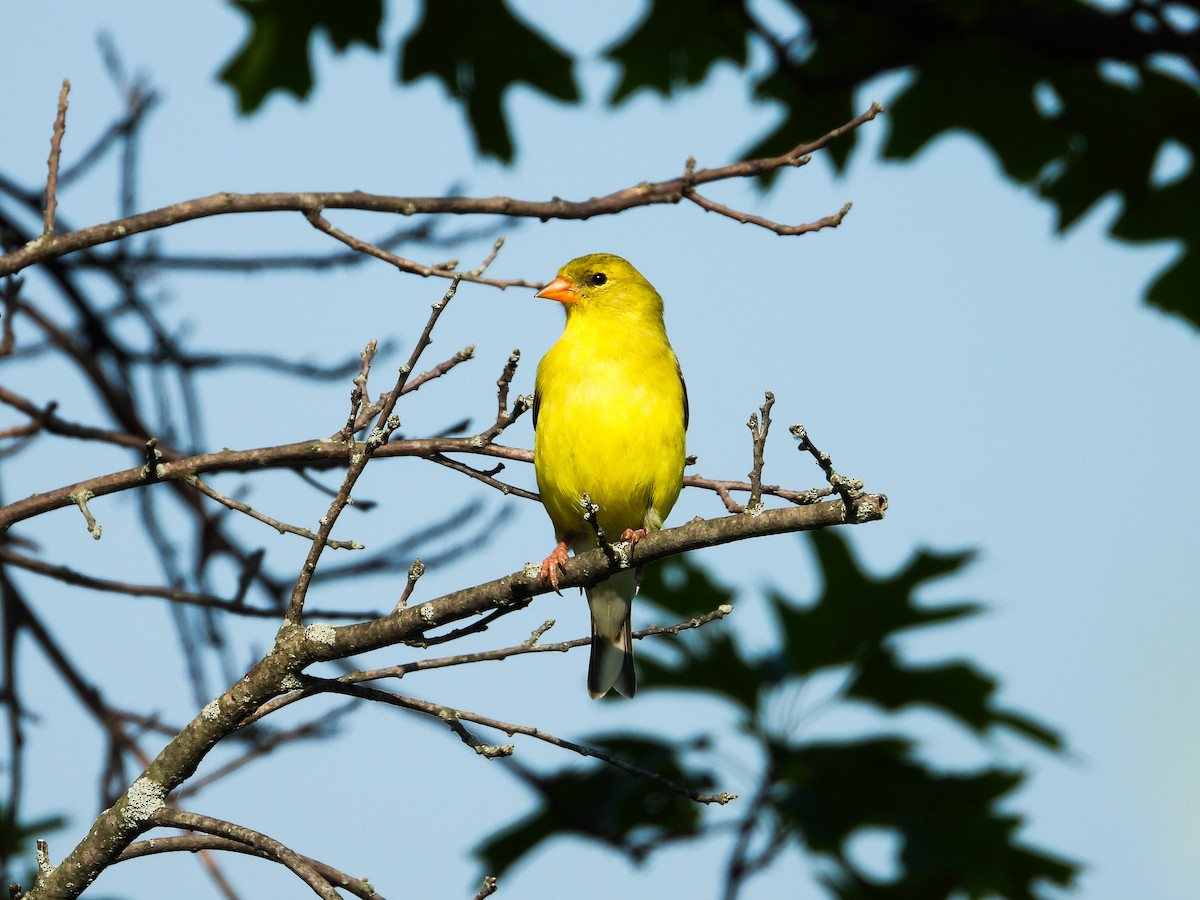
[586, 567, 637, 699]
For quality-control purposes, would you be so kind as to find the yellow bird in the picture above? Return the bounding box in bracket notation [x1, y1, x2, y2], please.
[533, 253, 688, 699]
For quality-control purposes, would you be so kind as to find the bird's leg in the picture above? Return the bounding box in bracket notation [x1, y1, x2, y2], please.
[619, 527, 650, 545]
[539, 540, 571, 595]
[620, 527, 651, 572]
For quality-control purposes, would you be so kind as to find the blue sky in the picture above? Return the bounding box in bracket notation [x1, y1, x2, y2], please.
[3, 2, 1199, 898]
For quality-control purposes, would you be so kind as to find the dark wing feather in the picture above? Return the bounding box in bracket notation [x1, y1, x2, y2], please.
[677, 359, 689, 430]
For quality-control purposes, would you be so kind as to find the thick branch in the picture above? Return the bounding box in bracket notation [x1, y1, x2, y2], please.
[0, 436, 851, 532]
[21, 497, 883, 900]
[298, 495, 887, 663]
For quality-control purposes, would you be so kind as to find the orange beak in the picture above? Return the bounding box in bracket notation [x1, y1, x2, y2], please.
[535, 275, 578, 304]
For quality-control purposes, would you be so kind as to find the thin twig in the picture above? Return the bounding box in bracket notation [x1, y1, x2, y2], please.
[339, 340, 377, 441]
[746, 391, 775, 513]
[306, 678, 737, 805]
[244, 605, 734, 726]
[305, 211, 533, 290]
[434, 707, 515, 759]
[175, 703, 355, 799]
[0, 276, 20, 357]
[187, 475, 364, 551]
[580, 492, 621, 566]
[393, 559, 425, 612]
[496, 349, 520, 418]
[146, 809, 342, 900]
[687, 190, 853, 235]
[684, 475, 833, 510]
[43, 80, 70, 235]
[285, 242, 480, 622]
[400, 344, 474, 395]
[0, 546, 371, 619]
[427, 452, 539, 500]
[67, 489, 102, 539]
[791, 423, 868, 520]
[117, 835, 382, 900]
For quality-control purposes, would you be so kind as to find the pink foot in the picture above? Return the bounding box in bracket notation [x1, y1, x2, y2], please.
[539, 541, 570, 594]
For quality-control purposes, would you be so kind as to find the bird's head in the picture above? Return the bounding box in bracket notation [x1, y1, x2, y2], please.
[535, 253, 664, 323]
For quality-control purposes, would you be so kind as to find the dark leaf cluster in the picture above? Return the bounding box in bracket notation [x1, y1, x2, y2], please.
[220, 0, 1200, 326]
[478, 531, 1077, 898]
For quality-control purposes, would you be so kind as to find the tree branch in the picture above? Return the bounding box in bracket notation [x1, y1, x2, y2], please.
[118, 834, 382, 900]
[143, 809, 345, 900]
[1, 104, 884, 277]
[42, 80, 70, 235]
[21, 495, 883, 900]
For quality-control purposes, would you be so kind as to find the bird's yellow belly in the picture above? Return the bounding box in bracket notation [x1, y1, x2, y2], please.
[534, 362, 684, 543]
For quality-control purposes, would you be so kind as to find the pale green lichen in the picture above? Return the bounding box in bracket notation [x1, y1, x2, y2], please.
[122, 776, 166, 823]
[201, 700, 220, 720]
[278, 673, 304, 691]
[305, 622, 336, 645]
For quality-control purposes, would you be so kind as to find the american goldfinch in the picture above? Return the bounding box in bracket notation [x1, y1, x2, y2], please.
[533, 253, 688, 698]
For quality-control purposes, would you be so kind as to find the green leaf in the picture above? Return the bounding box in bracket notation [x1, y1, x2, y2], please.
[639, 554, 735, 619]
[637, 627, 763, 710]
[604, 0, 750, 104]
[771, 737, 1078, 897]
[0, 803, 67, 858]
[847, 647, 1062, 749]
[474, 734, 712, 877]
[219, 0, 382, 113]
[637, 555, 762, 709]
[398, 0, 579, 163]
[744, 66, 859, 176]
[1142, 246, 1200, 327]
[883, 37, 1071, 183]
[769, 530, 980, 676]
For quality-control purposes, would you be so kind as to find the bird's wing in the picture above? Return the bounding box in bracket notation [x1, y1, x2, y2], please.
[532, 386, 541, 430]
[677, 358, 689, 430]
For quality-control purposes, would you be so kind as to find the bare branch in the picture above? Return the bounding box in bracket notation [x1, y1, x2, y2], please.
[0, 546, 370, 619]
[427, 452, 539, 501]
[67, 489, 102, 540]
[174, 703, 355, 799]
[118, 834, 382, 900]
[25, 495, 884, 899]
[746, 391, 775, 512]
[1, 104, 884, 277]
[242, 600, 734, 727]
[683, 475, 834, 511]
[0, 275, 19, 357]
[186, 475, 364, 551]
[305, 210, 535, 290]
[305, 678, 734, 804]
[400, 344, 475, 396]
[791, 423, 868, 518]
[43, 80, 70, 235]
[145, 809, 343, 900]
[392, 559, 425, 612]
[687, 191, 853, 235]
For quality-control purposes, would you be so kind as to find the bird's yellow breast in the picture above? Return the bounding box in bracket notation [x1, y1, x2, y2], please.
[534, 313, 686, 544]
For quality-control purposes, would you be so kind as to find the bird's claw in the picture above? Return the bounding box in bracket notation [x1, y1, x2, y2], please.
[620, 527, 650, 546]
[539, 541, 570, 595]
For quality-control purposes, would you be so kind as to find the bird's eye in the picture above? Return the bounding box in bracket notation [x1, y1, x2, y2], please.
[588, 272, 607, 286]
